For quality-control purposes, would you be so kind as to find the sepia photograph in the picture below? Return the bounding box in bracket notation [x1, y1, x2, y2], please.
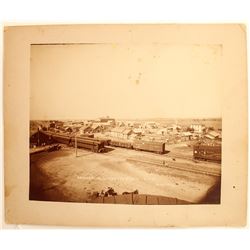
[4, 24, 247, 227]
[29, 43, 222, 205]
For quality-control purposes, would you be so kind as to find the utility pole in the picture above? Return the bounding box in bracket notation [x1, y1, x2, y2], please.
[75, 134, 77, 157]
[37, 127, 40, 146]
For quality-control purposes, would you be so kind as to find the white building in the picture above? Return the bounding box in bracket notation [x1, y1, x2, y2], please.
[190, 124, 205, 133]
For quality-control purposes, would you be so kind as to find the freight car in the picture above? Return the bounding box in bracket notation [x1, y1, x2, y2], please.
[79, 133, 94, 138]
[96, 138, 111, 146]
[109, 139, 133, 149]
[51, 133, 71, 144]
[133, 140, 165, 154]
[193, 144, 221, 163]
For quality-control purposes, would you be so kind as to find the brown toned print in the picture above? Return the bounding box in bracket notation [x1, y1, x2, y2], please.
[29, 42, 222, 205]
[4, 24, 247, 227]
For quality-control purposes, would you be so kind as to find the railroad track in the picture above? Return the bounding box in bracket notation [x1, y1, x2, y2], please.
[166, 152, 194, 161]
[106, 146, 194, 162]
[86, 145, 221, 177]
[127, 156, 221, 177]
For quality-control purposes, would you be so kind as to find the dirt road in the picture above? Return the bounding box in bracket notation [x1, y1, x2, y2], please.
[30, 146, 220, 203]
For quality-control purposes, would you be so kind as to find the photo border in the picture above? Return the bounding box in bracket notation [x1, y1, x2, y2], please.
[4, 24, 248, 227]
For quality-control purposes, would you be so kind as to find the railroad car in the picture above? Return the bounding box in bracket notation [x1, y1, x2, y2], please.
[71, 137, 106, 153]
[94, 138, 111, 146]
[133, 140, 165, 154]
[79, 133, 94, 138]
[109, 139, 133, 149]
[51, 133, 71, 144]
[41, 131, 106, 153]
[193, 144, 221, 163]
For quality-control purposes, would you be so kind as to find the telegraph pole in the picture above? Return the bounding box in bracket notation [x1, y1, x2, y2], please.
[75, 133, 77, 157]
[37, 127, 40, 146]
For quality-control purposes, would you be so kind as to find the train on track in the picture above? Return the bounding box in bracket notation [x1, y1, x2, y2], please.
[133, 140, 166, 154]
[41, 131, 107, 153]
[109, 140, 133, 149]
[193, 143, 221, 163]
[39, 131, 166, 154]
[110, 139, 166, 154]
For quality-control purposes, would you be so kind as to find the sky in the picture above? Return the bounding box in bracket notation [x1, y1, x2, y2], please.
[30, 43, 222, 120]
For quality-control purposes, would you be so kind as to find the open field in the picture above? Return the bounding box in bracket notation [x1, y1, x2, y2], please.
[30, 144, 221, 204]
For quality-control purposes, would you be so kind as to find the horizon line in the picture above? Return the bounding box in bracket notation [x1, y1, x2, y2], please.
[31, 117, 222, 121]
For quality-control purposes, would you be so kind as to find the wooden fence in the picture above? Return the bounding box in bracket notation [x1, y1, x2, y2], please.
[87, 194, 191, 205]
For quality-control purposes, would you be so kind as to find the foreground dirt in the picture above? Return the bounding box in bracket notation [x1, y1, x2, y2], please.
[30, 145, 221, 204]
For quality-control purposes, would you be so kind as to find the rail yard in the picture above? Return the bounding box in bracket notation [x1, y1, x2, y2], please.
[30, 118, 222, 204]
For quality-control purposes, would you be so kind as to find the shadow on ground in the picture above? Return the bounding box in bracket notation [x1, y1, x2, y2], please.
[200, 180, 221, 204]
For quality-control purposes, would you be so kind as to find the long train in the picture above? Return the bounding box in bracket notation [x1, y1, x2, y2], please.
[193, 144, 221, 163]
[38, 131, 221, 160]
[41, 131, 166, 154]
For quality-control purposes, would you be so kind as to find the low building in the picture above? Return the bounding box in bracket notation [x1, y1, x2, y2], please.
[109, 127, 133, 139]
[99, 121, 113, 130]
[91, 124, 103, 133]
[167, 124, 181, 133]
[110, 127, 126, 138]
[144, 122, 158, 129]
[132, 128, 143, 136]
[126, 121, 142, 128]
[116, 121, 126, 127]
[190, 124, 205, 133]
[133, 122, 142, 128]
[79, 125, 92, 134]
[99, 117, 115, 125]
[122, 129, 133, 139]
[204, 131, 221, 140]
[156, 128, 168, 136]
[30, 130, 53, 147]
[181, 131, 192, 141]
[64, 126, 73, 133]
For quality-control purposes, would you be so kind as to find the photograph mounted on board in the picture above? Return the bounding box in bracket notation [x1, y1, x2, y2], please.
[4, 24, 247, 227]
[29, 43, 222, 205]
